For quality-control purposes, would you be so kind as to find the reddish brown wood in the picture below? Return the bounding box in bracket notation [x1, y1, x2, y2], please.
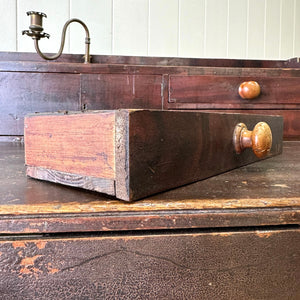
[0, 51, 299, 68]
[81, 74, 163, 110]
[191, 110, 299, 139]
[127, 110, 283, 200]
[168, 75, 300, 106]
[25, 112, 116, 179]
[0, 51, 299, 139]
[24, 110, 283, 201]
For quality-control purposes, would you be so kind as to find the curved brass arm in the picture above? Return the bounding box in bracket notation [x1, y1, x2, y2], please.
[22, 12, 91, 63]
[34, 19, 91, 63]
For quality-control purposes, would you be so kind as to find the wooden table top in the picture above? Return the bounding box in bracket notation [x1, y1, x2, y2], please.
[0, 141, 299, 234]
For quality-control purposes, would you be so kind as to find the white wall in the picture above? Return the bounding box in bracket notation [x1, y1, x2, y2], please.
[0, 0, 299, 59]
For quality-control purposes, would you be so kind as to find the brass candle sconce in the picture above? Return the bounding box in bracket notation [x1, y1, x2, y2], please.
[22, 11, 91, 63]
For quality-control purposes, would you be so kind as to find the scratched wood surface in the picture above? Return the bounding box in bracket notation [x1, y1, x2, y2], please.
[1, 51, 299, 67]
[81, 74, 163, 110]
[173, 110, 300, 139]
[126, 110, 283, 200]
[1, 52, 300, 138]
[24, 110, 283, 201]
[0, 141, 299, 234]
[0, 229, 299, 299]
[169, 75, 300, 106]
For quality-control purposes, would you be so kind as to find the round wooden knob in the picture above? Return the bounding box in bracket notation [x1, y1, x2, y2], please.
[233, 122, 272, 158]
[239, 81, 261, 99]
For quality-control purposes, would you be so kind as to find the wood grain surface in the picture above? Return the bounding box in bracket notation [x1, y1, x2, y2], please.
[169, 75, 300, 106]
[0, 229, 299, 299]
[24, 110, 283, 201]
[0, 72, 80, 136]
[1, 52, 299, 139]
[25, 111, 116, 179]
[81, 74, 163, 110]
[1, 51, 299, 67]
[0, 141, 299, 234]
[126, 110, 283, 200]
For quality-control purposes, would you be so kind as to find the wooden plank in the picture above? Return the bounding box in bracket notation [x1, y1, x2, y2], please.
[24, 111, 116, 179]
[0, 72, 80, 135]
[0, 208, 299, 234]
[3, 60, 300, 76]
[26, 166, 115, 196]
[81, 74, 163, 110]
[126, 110, 283, 200]
[0, 229, 299, 298]
[1, 52, 299, 68]
[0, 141, 299, 233]
[169, 75, 300, 105]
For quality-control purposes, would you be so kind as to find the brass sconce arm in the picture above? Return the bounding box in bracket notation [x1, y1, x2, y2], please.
[23, 12, 91, 63]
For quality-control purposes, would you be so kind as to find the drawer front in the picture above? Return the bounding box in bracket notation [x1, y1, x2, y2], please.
[0, 229, 299, 299]
[0, 72, 80, 136]
[81, 74, 163, 110]
[168, 75, 300, 108]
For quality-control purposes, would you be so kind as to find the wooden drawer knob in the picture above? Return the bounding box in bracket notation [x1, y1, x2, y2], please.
[233, 122, 272, 158]
[239, 81, 261, 99]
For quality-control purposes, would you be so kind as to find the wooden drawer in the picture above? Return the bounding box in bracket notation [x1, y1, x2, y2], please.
[0, 228, 299, 299]
[24, 110, 283, 201]
[168, 75, 300, 109]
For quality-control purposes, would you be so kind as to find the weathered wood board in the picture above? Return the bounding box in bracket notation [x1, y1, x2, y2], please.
[24, 110, 283, 201]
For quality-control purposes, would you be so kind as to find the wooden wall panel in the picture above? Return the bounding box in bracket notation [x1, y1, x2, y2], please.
[70, 0, 112, 55]
[1, 0, 297, 59]
[113, 0, 148, 56]
[178, 0, 205, 58]
[280, 0, 294, 58]
[0, 0, 17, 52]
[265, 0, 281, 59]
[247, 0, 266, 59]
[0, 72, 80, 135]
[204, 0, 228, 58]
[227, 0, 248, 58]
[148, 0, 179, 57]
[295, 0, 300, 57]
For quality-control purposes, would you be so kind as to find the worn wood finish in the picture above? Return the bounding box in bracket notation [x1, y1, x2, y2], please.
[1, 52, 299, 138]
[0, 72, 80, 136]
[1, 60, 300, 77]
[195, 110, 300, 139]
[0, 51, 299, 68]
[168, 75, 300, 106]
[0, 229, 299, 299]
[24, 110, 283, 201]
[0, 141, 299, 234]
[127, 110, 283, 200]
[81, 74, 163, 110]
